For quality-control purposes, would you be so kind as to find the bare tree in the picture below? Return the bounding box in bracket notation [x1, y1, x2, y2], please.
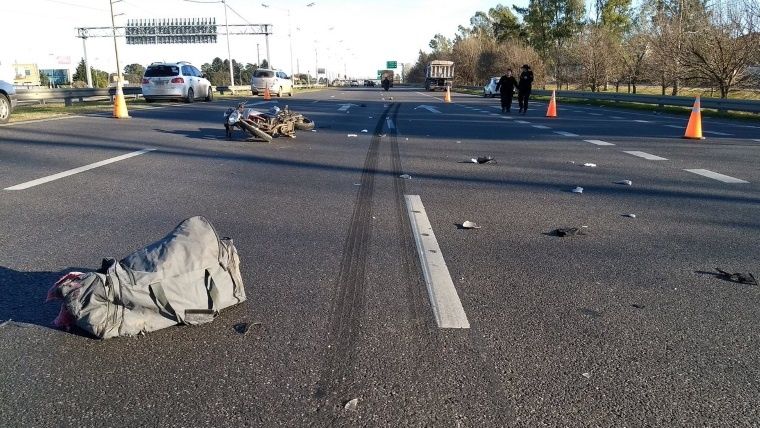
[681, 0, 758, 98]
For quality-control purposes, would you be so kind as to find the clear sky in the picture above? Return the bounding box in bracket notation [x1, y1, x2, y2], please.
[0, 0, 527, 82]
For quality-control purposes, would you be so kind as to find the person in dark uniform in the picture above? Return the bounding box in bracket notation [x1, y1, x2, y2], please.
[517, 64, 534, 114]
[495, 69, 518, 113]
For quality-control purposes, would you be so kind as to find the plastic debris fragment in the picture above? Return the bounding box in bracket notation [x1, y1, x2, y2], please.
[571, 187, 584, 193]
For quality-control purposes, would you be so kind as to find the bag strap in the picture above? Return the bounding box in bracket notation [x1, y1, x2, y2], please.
[204, 269, 221, 311]
[150, 283, 178, 321]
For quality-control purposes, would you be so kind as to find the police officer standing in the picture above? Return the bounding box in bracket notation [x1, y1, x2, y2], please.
[517, 64, 534, 115]
[495, 69, 518, 113]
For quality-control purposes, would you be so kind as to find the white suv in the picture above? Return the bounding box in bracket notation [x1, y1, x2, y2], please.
[141, 61, 213, 103]
[251, 69, 293, 97]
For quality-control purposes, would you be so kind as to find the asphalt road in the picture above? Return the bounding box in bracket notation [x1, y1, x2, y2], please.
[1, 87, 759, 427]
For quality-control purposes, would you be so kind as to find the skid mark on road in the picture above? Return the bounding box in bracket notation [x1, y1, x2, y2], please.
[4, 148, 156, 191]
[685, 169, 748, 183]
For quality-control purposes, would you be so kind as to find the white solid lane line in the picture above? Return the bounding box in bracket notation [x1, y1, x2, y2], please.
[5, 148, 156, 191]
[532, 125, 550, 129]
[634, 119, 651, 123]
[405, 195, 470, 329]
[702, 130, 733, 136]
[685, 169, 749, 183]
[623, 151, 668, 161]
[515, 120, 531, 124]
[0, 115, 82, 127]
[554, 131, 580, 137]
[664, 125, 682, 129]
[584, 139, 615, 146]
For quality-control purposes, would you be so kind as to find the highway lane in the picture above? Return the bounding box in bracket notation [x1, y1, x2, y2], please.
[0, 87, 758, 426]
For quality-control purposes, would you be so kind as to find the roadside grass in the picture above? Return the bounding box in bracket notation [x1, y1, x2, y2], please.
[453, 88, 760, 121]
[9, 87, 330, 123]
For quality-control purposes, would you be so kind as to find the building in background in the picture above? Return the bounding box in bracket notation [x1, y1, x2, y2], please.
[13, 63, 41, 86]
[40, 68, 71, 86]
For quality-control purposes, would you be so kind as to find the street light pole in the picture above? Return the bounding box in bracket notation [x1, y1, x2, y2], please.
[109, 0, 123, 88]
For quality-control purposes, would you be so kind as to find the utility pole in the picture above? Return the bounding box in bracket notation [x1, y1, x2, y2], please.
[257, 43, 260, 66]
[109, 0, 128, 118]
[222, 0, 235, 87]
[81, 35, 93, 88]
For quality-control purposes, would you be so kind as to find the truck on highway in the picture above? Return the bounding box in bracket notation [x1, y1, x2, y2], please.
[424, 60, 454, 91]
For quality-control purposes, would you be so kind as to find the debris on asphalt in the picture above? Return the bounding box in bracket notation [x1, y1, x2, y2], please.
[361, 129, 368, 133]
[347, 134, 358, 138]
[582, 372, 592, 379]
[616, 180, 633, 186]
[571, 186, 584, 193]
[399, 174, 412, 179]
[714, 268, 758, 285]
[460, 156, 496, 164]
[233, 322, 261, 335]
[311, 129, 317, 132]
[459, 221, 482, 229]
[344, 398, 359, 411]
[553, 227, 588, 237]
[583, 163, 597, 168]
[623, 213, 637, 218]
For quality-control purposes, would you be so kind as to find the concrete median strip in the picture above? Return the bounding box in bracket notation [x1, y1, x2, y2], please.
[4, 148, 156, 191]
[405, 195, 470, 329]
[623, 151, 668, 161]
[684, 169, 748, 183]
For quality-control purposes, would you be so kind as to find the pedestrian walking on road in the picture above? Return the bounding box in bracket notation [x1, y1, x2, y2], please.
[517, 64, 534, 114]
[495, 69, 518, 113]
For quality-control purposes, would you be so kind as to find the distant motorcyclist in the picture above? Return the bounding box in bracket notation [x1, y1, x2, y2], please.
[495, 69, 518, 113]
[517, 64, 534, 115]
[382, 77, 391, 91]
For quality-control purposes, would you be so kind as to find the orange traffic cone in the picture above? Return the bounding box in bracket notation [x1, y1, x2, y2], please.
[263, 86, 272, 101]
[444, 86, 452, 103]
[546, 90, 557, 118]
[683, 97, 704, 139]
[113, 86, 130, 119]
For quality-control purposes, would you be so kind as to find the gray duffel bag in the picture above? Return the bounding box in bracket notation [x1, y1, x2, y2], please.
[54, 216, 246, 339]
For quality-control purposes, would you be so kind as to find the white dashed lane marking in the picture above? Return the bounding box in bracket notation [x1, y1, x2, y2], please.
[532, 125, 550, 129]
[623, 151, 668, 161]
[405, 195, 470, 329]
[554, 131, 580, 137]
[685, 169, 748, 183]
[634, 120, 652, 123]
[4, 148, 156, 191]
[584, 139, 615, 146]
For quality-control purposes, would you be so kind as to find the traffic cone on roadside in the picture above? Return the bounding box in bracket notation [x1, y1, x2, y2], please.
[444, 86, 452, 103]
[546, 90, 557, 118]
[683, 97, 704, 139]
[112, 86, 130, 119]
[264, 86, 272, 101]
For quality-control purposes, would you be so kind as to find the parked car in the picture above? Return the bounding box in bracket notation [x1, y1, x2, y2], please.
[141, 61, 212, 103]
[251, 69, 293, 97]
[364, 80, 376, 87]
[0, 80, 17, 123]
[483, 76, 500, 97]
[350, 80, 359, 87]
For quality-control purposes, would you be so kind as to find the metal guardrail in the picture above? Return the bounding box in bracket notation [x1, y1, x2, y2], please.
[457, 86, 760, 113]
[16, 84, 329, 104]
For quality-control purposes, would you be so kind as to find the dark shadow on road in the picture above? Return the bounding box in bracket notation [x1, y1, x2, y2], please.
[0, 265, 87, 328]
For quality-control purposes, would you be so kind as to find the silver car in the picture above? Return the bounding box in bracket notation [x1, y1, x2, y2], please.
[0, 80, 17, 124]
[483, 76, 500, 98]
[251, 69, 293, 97]
[141, 61, 213, 103]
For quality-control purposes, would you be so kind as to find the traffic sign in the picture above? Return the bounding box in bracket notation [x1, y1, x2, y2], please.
[387, 61, 397, 69]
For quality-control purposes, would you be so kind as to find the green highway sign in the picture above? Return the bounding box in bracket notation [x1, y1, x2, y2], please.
[387, 61, 397, 69]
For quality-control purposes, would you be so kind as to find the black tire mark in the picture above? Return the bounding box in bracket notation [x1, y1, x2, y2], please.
[314, 104, 394, 411]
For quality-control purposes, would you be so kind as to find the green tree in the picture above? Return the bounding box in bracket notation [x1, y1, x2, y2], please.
[429, 33, 453, 56]
[122, 63, 145, 85]
[39, 71, 50, 87]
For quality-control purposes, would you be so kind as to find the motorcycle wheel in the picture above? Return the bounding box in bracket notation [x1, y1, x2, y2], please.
[295, 118, 315, 131]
